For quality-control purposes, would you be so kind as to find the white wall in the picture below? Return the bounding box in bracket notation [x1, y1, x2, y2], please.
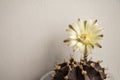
[0, 0, 120, 80]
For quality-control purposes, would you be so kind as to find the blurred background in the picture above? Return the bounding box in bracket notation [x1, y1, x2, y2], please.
[0, 0, 120, 80]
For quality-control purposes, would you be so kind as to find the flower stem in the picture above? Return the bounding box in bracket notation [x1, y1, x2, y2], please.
[84, 45, 88, 61]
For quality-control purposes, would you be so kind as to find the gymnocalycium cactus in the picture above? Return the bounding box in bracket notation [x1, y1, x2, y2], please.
[52, 19, 108, 80]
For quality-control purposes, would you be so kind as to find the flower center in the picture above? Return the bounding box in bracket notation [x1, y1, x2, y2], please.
[81, 34, 87, 40]
[77, 34, 90, 45]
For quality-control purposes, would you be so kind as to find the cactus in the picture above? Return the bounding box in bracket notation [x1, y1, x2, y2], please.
[52, 19, 107, 80]
[52, 57, 107, 80]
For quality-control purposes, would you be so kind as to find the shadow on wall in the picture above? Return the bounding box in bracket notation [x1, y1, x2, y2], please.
[39, 35, 65, 79]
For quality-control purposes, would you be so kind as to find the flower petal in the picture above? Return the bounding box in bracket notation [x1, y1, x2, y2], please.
[77, 20, 84, 33]
[69, 35, 77, 39]
[87, 45, 93, 54]
[71, 23, 81, 35]
[84, 20, 87, 30]
[86, 19, 93, 30]
[93, 20, 97, 25]
[68, 40, 77, 47]
[95, 43, 102, 48]
[91, 20, 98, 30]
[73, 45, 79, 52]
[77, 42, 85, 53]
[66, 28, 76, 36]
[95, 35, 103, 41]
[94, 27, 104, 34]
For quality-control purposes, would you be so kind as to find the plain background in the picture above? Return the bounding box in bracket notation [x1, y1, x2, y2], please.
[0, 0, 120, 80]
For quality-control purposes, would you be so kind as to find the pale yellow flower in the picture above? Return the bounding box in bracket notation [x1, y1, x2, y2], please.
[64, 19, 103, 54]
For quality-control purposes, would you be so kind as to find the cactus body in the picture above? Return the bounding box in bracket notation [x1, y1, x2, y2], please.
[53, 57, 107, 80]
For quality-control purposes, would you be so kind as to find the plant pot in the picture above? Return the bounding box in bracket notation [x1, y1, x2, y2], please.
[40, 71, 54, 80]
